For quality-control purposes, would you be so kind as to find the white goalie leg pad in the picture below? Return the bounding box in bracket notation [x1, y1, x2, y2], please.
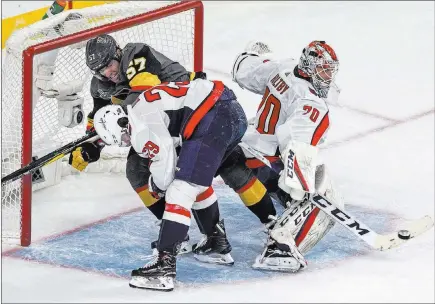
[279, 140, 319, 200]
[275, 164, 345, 254]
[296, 164, 345, 253]
[287, 199, 335, 255]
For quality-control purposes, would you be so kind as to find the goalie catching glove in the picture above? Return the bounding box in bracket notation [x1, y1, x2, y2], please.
[69, 142, 101, 172]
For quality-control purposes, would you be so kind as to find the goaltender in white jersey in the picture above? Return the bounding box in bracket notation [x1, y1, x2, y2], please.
[233, 41, 334, 162]
[232, 40, 345, 272]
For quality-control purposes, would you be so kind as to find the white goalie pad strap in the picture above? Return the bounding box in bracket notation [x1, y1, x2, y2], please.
[279, 140, 319, 200]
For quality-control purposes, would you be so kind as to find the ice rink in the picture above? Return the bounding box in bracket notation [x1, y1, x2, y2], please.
[1, 1, 434, 303]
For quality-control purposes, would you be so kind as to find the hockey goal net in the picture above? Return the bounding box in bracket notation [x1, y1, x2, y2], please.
[1, 0, 203, 246]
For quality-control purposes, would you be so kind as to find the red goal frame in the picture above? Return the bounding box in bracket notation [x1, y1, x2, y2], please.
[19, 0, 204, 246]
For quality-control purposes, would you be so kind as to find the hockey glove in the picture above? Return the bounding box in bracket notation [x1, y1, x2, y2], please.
[69, 142, 101, 172]
[148, 175, 166, 199]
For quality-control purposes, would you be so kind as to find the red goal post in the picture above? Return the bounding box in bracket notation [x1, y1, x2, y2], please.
[2, 0, 203, 246]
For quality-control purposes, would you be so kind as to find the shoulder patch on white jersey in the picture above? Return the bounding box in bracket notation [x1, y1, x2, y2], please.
[289, 76, 324, 103]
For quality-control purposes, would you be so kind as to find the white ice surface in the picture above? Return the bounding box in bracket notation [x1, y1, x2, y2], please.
[1, 1, 434, 303]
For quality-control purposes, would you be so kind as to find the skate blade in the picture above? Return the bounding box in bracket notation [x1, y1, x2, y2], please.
[194, 252, 234, 266]
[129, 276, 174, 291]
[252, 256, 301, 272]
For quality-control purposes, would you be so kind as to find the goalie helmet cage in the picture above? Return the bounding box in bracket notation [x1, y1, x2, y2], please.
[1, 0, 204, 246]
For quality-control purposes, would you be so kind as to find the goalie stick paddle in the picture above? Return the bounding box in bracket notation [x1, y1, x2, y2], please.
[238, 142, 434, 251]
[1, 131, 99, 185]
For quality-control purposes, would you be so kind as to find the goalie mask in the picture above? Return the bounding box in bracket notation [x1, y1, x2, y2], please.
[297, 41, 339, 98]
[86, 34, 122, 82]
[94, 105, 131, 147]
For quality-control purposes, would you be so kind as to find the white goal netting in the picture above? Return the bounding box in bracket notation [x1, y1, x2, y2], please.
[1, 0, 201, 245]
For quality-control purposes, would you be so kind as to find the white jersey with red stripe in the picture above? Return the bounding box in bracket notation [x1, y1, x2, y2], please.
[233, 54, 330, 157]
[127, 79, 223, 191]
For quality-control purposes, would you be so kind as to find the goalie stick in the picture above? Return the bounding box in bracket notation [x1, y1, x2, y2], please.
[1, 131, 99, 185]
[238, 142, 434, 251]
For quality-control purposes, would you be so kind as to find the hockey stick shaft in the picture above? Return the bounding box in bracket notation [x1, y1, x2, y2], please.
[1, 131, 99, 185]
[238, 142, 434, 251]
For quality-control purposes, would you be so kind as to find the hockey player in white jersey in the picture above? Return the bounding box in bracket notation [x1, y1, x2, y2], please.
[93, 79, 248, 291]
[231, 40, 344, 272]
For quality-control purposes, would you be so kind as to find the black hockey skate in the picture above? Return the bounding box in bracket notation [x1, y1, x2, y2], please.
[192, 219, 234, 266]
[129, 251, 176, 291]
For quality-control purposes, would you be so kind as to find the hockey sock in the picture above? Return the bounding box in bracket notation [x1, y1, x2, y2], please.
[237, 177, 276, 224]
[192, 201, 220, 235]
[135, 185, 165, 219]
